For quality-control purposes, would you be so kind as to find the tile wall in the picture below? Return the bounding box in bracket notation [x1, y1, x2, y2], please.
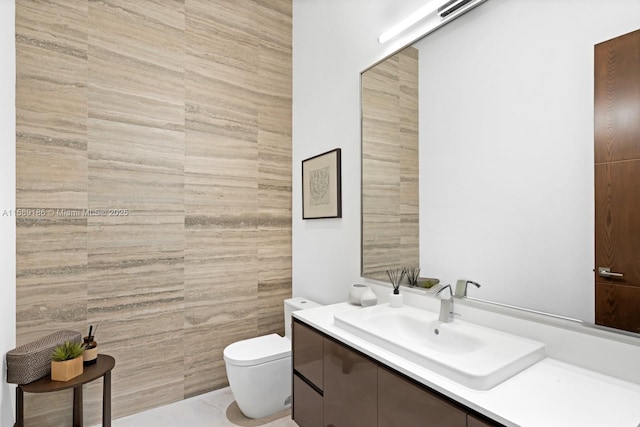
[15, 0, 292, 424]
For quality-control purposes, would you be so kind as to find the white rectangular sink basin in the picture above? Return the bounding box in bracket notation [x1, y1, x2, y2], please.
[333, 304, 546, 390]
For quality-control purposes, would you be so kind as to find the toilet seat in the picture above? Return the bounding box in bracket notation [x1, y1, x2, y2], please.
[223, 333, 290, 367]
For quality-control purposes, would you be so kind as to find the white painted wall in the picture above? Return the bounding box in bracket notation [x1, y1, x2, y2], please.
[0, 1, 16, 425]
[292, 0, 431, 305]
[292, 0, 640, 321]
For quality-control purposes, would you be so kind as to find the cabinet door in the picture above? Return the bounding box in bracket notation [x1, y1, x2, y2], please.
[323, 338, 377, 427]
[293, 374, 323, 427]
[293, 320, 324, 389]
[378, 367, 466, 427]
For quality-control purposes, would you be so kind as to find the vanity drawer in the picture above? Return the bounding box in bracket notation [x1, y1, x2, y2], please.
[293, 319, 324, 389]
[293, 374, 323, 427]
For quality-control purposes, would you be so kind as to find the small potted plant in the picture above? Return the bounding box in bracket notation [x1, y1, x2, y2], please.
[51, 341, 85, 381]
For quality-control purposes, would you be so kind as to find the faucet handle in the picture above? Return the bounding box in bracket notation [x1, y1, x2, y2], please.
[455, 279, 481, 297]
[435, 284, 453, 299]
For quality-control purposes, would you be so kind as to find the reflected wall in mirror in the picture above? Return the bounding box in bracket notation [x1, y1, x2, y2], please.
[360, 0, 640, 328]
[361, 46, 419, 281]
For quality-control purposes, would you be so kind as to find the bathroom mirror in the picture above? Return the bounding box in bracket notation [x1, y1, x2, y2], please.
[361, 0, 640, 327]
[361, 46, 420, 281]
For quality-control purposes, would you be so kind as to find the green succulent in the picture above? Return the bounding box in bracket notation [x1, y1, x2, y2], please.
[51, 341, 85, 362]
[420, 279, 438, 289]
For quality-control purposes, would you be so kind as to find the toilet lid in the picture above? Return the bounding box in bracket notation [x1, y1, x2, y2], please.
[223, 333, 291, 367]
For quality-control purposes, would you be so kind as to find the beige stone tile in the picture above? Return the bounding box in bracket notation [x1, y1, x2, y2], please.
[16, 217, 88, 344]
[183, 322, 256, 398]
[16, 0, 88, 210]
[183, 265, 259, 395]
[185, 55, 259, 140]
[254, 0, 292, 50]
[257, 46, 292, 134]
[83, 318, 185, 423]
[88, 0, 185, 131]
[184, 224, 259, 396]
[21, 391, 75, 427]
[88, 119, 185, 212]
[184, 226, 258, 322]
[16, 127, 88, 209]
[86, 212, 185, 425]
[186, 0, 258, 61]
[257, 280, 291, 337]
[185, 130, 258, 187]
[16, 217, 87, 427]
[258, 132, 292, 223]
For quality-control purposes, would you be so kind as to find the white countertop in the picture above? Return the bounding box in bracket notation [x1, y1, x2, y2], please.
[293, 302, 640, 427]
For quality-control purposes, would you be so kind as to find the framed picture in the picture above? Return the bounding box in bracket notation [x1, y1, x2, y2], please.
[302, 148, 342, 219]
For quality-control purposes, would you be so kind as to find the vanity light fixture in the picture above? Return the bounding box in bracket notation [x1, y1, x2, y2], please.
[378, 0, 486, 44]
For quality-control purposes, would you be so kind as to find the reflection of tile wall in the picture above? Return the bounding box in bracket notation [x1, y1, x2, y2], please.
[15, 0, 291, 424]
[362, 47, 419, 281]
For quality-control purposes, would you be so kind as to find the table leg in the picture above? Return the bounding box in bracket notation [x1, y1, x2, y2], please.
[103, 371, 111, 427]
[15, 386, 24, 427]
[73, 385, 83, 427]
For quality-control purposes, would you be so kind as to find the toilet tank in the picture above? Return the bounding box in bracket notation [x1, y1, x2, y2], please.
[284, 297, 320, 339]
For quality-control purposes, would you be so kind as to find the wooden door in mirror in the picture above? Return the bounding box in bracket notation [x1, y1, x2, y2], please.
[594, 28, 640, 333]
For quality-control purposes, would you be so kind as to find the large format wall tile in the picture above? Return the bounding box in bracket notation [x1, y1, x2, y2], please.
[184, 0, 260, 397]
[87, 0, 185, 131]
[256, 0, 292, 336]
[16, 217, 88, 343]
[183, 225, 259, 396]
[87, 212, 186, 418]
[88, 119, 185, 211]
[16, 0, 292, 423]
[16, 0, 88, 209]
[86, 0, 187, 421]
[16, 1, 89, 425]
[16, 216, 88, 425]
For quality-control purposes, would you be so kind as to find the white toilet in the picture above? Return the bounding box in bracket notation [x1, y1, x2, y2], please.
[223, 297, 320, 419]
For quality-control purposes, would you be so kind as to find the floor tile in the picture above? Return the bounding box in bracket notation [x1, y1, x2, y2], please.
[95, 387, 299, 427]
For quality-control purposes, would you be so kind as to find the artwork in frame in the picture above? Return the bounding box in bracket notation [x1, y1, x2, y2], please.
[302, 148, 342, 219]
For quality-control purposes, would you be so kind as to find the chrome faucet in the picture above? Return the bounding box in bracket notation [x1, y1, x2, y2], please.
[454, 279, 481, 298]
[435, 284, 454, 323]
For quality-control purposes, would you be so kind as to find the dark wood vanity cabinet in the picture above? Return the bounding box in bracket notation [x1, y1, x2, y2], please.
[323, 338, 378, 427]
[292, 319, 502, 427]
[293, 317, 324, 388]
[378, 366, 466, 427]
[293, 374, 324, 427]
[292, 319, 325, 427]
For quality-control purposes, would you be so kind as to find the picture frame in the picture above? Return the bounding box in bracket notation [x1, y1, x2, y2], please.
[302, 148, 342, 219]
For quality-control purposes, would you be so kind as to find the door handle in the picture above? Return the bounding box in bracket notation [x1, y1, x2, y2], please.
[598, 267, 624, 278]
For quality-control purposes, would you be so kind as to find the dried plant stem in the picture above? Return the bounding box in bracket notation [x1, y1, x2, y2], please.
[386, 268, 405, 294]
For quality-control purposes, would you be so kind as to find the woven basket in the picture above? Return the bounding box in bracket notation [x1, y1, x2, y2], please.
[6, 330, 82, 385]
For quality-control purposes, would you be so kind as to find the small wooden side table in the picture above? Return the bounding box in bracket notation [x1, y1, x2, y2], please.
[15, 354, 115, 427]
